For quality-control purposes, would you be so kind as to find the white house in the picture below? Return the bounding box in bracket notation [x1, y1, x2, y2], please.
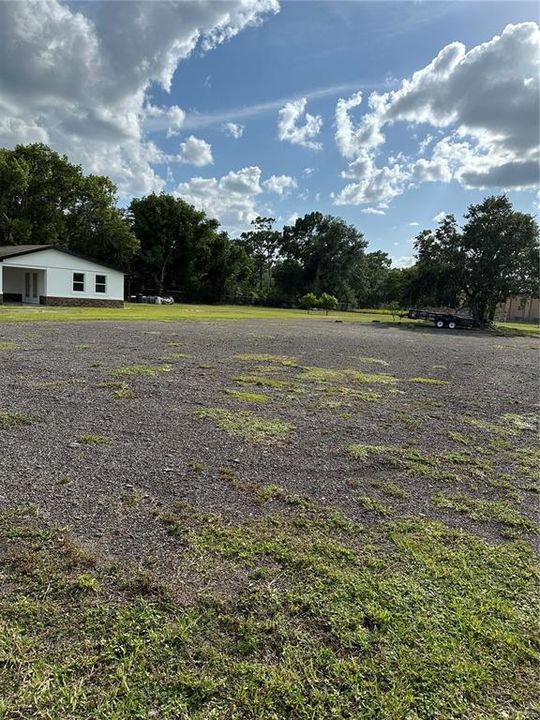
[0, 245, 125, 307]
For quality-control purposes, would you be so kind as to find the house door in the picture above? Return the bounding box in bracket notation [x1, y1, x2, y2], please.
[24, 272, 39, 304]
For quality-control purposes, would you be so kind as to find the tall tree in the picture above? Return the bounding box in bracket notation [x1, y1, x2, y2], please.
[239, 216, 281, 292]
[413, 196, 539, 325]
[281, 212, 367, 300]
[0, 143, 138, 268]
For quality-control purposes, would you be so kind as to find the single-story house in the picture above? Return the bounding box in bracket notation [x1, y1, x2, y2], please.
[0, 245, 124, 307]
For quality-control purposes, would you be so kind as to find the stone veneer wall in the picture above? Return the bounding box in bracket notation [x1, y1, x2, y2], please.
[40, 296, 124, 308]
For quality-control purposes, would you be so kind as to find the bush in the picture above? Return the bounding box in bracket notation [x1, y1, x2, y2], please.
[299, 293, 319, 311]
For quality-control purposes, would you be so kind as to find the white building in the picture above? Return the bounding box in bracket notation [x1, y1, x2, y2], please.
[0, 245, 124, 307]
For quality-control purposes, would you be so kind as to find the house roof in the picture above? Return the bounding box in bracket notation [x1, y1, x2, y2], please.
[0, 245, 124, 273]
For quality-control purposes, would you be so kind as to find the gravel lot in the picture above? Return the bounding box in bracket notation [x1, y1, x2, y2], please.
[0, 319, 538, 574]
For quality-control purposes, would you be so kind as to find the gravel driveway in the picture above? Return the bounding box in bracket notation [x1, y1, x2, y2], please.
[0, 319, 538, 573]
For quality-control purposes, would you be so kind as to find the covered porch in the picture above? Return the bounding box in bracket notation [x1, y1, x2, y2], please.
[0, 265, 47, 304]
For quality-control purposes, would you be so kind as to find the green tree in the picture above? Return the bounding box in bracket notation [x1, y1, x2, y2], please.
[299, 292, 319, 311]
[413, 196, 540, 325]
[318, 292, 338, 315]
[130, 194, 219, 296]
[239, 216, 281, 292]
[352, 250, 392, 307]
[0, 143, 138, 268]
[281, 212, 366, 301]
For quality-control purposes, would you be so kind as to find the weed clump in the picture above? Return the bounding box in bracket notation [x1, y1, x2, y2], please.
[197, 408, 292, 443]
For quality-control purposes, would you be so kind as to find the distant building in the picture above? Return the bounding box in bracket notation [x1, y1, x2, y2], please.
[497, 296, 539, 323]
[0, 245, 124, 307]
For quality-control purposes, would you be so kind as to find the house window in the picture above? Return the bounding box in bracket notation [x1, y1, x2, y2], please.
[73, 272, 85, 292]
[95, 274, 107, 293]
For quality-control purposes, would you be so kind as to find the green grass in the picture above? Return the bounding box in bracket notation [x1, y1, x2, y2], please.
[298, 366, 397, 385]
[197, 407, 292, 443]
[233, 373, 293, 389]
[0, 303, 402, 325]
[112, 363, 172, 376]
[235, 353, 299, 366]
[0, 507, 538, 719]
[432, 493, 537, 532]
[0, 303, 537, 337]
[225, 389, 269, 404]
[79, 435, 108, 445]
[0, 340, 17, 350]
[0, 411, 36, 429]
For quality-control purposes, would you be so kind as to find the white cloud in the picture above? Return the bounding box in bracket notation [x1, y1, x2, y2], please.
[361, 207, 385, 215]
[303, 167, 316, 177]
[277, 97, 323, 150]
[334, 23, 540, 207]
[286, 212, 300, 225]
[433, 211, 449, 223]
[175, 166, 263, 233]
[0, 0, 278, 197]
[392, 256, 415, 268]
[223, 122, 244, 139]
[177, 136, 213, 166]
[407, 221, 420, 227]
[263, 174, 297, 195]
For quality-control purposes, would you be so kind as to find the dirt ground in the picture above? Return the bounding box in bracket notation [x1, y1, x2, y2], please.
[0, 319, 538, 573]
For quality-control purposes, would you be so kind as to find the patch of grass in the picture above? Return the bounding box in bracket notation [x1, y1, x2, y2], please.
[432, 364, 447, 370]
[447, 431, 470, 445]
[160, 352, 190, 361]
[370, 480, 409, 499]
[190, 462, 206, 473]
[112, 363, 172, 376]
[33, 378, 85, 389]
[69, 573, 102, 594]
[299, 366, 397, 385]
[357, 356, 390, 366]
[233, 373, 292, 389]
[0, 508, 538, 718]
[113, 386, 138, 399]
[0, 411, 36, 430]
[225, 389, 269, 404]
[0, 340, 17, 350]
[432, 493, 537, 532]
[74, 343, 93, 351]
[409, 377, 449, 385]
[235, 353, 299, 366]
[122, 492, 142, 507]
[79, 435, 108, 445]
[348, 444, 390, 460]
[462, 416, 515, 437]
[197, 408, 292, 443]
[500, 413, 538, 431]
[357, 495, 392, 515]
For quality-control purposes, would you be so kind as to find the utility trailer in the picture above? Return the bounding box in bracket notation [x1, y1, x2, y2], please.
[406, 308, 477, 329]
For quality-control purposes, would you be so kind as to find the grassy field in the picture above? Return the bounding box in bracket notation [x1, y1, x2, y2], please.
[0, 301, 538, 335]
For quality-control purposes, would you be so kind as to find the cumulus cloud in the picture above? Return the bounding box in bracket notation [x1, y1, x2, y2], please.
[361, 207, 385, 215]
[277, 97, 323, 150]
[408, 222, 420, 227]
[175, 166, 263, 232]
[177, 136, 213, 166]
[223, 122, 244, 139]
[263, 174, 297, 195]
[433, 211, 449, 223]
[0, 0, 278, 196]
[334, 23, 540, 206]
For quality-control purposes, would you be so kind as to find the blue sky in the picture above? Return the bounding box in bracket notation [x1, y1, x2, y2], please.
[1, 1, 538, 265]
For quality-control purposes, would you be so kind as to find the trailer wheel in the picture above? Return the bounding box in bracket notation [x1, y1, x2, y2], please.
[435, 320, 445, 328]
[448, 321, 456, 329]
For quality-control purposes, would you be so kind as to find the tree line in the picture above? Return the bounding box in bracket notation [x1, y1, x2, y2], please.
[1, 143, 538, 324]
